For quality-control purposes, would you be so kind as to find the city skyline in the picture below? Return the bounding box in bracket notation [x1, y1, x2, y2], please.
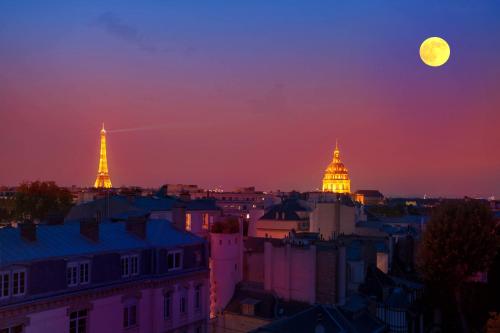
[1, 1, 499, 198]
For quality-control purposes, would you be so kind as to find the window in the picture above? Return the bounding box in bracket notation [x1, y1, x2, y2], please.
[0, 272, 9, 299]
[121, 255, 140, 277]
[67, 263, 78, 287]
[69, 309, 87, 333]
[130, 255, 139, 276]
[121, 256, 129, 277]
[167, 250, 182, 271]
[0, 325, 23, 333]
[163, 292, 171, 320]
[67, 261, 90, 287]
[123, 304, 137, 328]
[202, 213, 209, 230]
[180, 295, 186, 314]
[12, 271, 25, 296]
[79, 263, 89, 284]
[195, 285, 201, 310]
[185, 213, 192, 231]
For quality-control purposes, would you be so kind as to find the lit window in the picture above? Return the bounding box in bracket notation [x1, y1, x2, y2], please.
[202, 213, 209, 230]
[163, 292, 171, 320]
[12, 270, 26, 296]
[69, 309, 87, 333]
[123, 304, 137, 328]
[167, 250, 182, 271]
[185, 213, 192, 231]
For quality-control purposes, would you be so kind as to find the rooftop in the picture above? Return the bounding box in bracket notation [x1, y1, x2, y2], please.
[0, 219, 204, 267]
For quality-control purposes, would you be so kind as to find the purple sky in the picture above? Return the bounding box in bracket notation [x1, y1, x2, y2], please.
[1, 1, 499, 197]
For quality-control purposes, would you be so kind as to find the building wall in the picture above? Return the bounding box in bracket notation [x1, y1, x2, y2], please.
[244, 252, 264, 284]
[210, 232, 243, 316]
[255, 219, 308, 239]
[309, 203, 355, 239]
[315, 246, 338, 305]
[4, 276, 209, 333]
[264, 243, 316, 304]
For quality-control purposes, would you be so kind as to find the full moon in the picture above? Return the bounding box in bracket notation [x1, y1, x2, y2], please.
[419, 37, 450, 67]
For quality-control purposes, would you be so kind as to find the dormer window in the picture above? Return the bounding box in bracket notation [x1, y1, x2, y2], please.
[121, 254, 140, 278]
[11, 269, 26, 297]
[167, 250, 182, 271]
[0, 269, 26, 299]
[0, 271, 10, 299]
[67, 261, 90, 287]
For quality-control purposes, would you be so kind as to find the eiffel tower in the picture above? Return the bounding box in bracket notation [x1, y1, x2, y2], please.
[94, 123, 113, 188]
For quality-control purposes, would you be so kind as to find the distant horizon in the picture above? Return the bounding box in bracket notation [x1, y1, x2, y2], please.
[1, 180, 495, 200]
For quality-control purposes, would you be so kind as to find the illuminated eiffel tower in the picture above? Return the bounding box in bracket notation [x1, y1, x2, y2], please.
[94, 123, 113, 188]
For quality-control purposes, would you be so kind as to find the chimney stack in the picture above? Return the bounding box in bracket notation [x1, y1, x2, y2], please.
[20, 221, 37, 242]
[126, 216, 147, 239]
[80, 218, 99, 242]
[172, 202, 186, 230]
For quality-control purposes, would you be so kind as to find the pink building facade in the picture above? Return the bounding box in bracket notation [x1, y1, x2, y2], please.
[0, 219, 210, 333]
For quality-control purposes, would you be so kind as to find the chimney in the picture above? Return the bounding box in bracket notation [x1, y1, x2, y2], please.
[20, 221, 37, 242]
[172, 202, 186, 230]
[126, 216, 147, 239]
[80, 218, 99, 242]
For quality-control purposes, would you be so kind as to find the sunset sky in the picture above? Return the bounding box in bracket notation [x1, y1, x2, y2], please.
[1, 1, 499, 197]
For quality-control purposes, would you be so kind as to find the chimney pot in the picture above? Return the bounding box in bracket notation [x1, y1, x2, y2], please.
[20, 221, 37, 242]
[80, 218, 99, 242]
[172, 202, 186, 230]
[126, 216, 147, 239]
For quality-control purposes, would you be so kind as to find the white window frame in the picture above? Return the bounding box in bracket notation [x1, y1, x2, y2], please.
[67, 263, 78, 287]
[167, 250, 183, 271]
[130, 255, 139, 276]
[0, 271, 10, 299]
[121, 254, 140, 278]
[11, 269, 26, 297]
[120, 256, 130, 278]
[69, 309, 88, 333]
[123, 303, 138, 328]
[67, 260, 90, 287]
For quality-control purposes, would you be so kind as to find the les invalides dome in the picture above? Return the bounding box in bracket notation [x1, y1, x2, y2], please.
[322, 141, 351, 194]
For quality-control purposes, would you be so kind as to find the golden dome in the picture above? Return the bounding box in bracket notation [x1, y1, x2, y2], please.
[322, 141, 351, 193]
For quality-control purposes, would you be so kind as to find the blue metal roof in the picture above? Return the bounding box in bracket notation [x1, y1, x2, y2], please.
[0, 220, 204, 267]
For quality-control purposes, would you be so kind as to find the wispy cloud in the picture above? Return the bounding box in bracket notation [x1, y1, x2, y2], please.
[93, 12, 164, 53]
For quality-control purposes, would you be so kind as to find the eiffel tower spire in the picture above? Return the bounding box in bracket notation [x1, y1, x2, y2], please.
[94, 123, 112, 188]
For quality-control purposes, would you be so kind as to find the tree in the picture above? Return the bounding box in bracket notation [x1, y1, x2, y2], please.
[14, 181, 73, 221]
[418, 200, 499, 333]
